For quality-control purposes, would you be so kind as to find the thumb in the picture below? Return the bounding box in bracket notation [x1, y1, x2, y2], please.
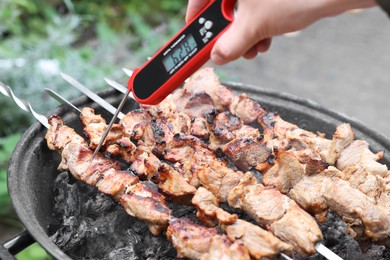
[211, 4, 266, 65]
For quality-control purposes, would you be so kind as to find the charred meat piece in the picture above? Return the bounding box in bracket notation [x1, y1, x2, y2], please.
[104, 137, 136, 163]
[129, 145, 161, 180]
[209, 111, 260, 151]
[183, 67, 235, 111]
[183, 67, 267, 123]
[228, 172, 323, 255]
[341, 164, 383, 203]
[166, 112, 191, 135]
[210, 111, 242, 148]
[223, 138, 271, 172]
[190, 117, 210, 140]
[229, 93, 267, 124]
[120, 109, 153, 137]
[183, 92, 216, 119]
[164, 133, 243, 202]
[166, 218, 219, 260]
[119, 183, 171, 236]
[59, 142, 139, 199]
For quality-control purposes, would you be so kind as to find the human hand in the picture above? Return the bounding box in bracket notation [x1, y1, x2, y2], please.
[186, 0, 376, 65]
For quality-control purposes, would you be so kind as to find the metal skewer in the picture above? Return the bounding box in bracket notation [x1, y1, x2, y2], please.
[45, 88, 81, 114]
[91, 88, 130, 160]
[103, 78, 128, 95]
[0, 81, 49, 128]
[60, 72, 125, 120]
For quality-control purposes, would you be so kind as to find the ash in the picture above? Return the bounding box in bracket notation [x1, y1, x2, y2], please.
[49, 172, 390, 260]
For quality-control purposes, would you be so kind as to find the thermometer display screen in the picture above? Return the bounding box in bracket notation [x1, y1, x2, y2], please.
[162, 34, 197, 72]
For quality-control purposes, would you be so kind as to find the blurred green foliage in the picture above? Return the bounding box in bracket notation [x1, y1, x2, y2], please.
[0, 0, 186, 134]
[0, 134, 20, 221]
[16, 243, 48, 260]
[0, 0, 186, 259]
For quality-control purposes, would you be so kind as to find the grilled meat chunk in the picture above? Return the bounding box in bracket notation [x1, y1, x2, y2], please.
[155, 163, 196, 202]
[222, 220, 293, 259]
[223, 138, 271, 172]
[337, 140, 388, 177]
[263, 149, 304, 194]
[209, 111, 261, 151]
[120, 183, 171, 235]
[196, 159, 244, 203]
[341, 164, 383, 203]
[46, 115, 86, 150]
[192, 187, 238, 227]
[166, 218, 219, 260]
[193, 187, 294, 259]
[259, 113, 354, 165]
[228, 172, 323, 255]
[183, 67, 266, 123]
[323, 177, 390, 247]
[166, 112, 191, 135]
[46, 117, 173, 236]
[200, 235, 250, 260]
[59, 142, 135, 195]
[289, 173, 330, 222]
[183, 92, 216, 118]
[80, 109, 196, 200]
[183, 67, 235, 111]
[104, 137, 136, 163]
[190, 117, 210, 140]
[229, 93, 267, 124]
[120, 109, 153, 137]
[290, 167, 390, 247]
[80, 107, 123, 149]
[129, 145, 161, 180]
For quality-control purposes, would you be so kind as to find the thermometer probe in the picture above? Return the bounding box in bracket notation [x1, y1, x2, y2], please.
[92, 0, 236, 158]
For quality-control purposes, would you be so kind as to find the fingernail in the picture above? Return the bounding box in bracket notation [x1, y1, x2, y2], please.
[211, 52, 226, 65]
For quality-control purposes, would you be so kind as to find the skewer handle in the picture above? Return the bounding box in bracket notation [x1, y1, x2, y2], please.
[0, 82, 49, 128]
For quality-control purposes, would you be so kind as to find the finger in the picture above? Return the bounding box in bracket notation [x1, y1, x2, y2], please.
[186, 0, 211, 23]
[211, 3, 267, 65]
[243, 46, 258, 60]
[255, 38, 272, 53]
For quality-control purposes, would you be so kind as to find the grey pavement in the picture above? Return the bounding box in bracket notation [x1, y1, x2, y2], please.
[216, 7, 390, 138]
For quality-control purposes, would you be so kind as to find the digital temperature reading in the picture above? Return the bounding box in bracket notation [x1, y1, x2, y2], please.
[162, 34, 198, 72]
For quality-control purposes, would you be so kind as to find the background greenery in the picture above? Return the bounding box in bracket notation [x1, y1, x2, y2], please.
[0, 0, 186, 258]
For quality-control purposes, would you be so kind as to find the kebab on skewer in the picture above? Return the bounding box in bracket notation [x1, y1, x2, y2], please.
[163, 67, 390, 250]
[45, 115, 294, 259]
[46, 116, 171, 235]
[48, 67, 386, 256]
[79, 97, 325, 256]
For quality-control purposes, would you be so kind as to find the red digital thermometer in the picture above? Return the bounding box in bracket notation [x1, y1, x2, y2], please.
[128, 0, 236, 105]
[92, 0, 236, 158]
